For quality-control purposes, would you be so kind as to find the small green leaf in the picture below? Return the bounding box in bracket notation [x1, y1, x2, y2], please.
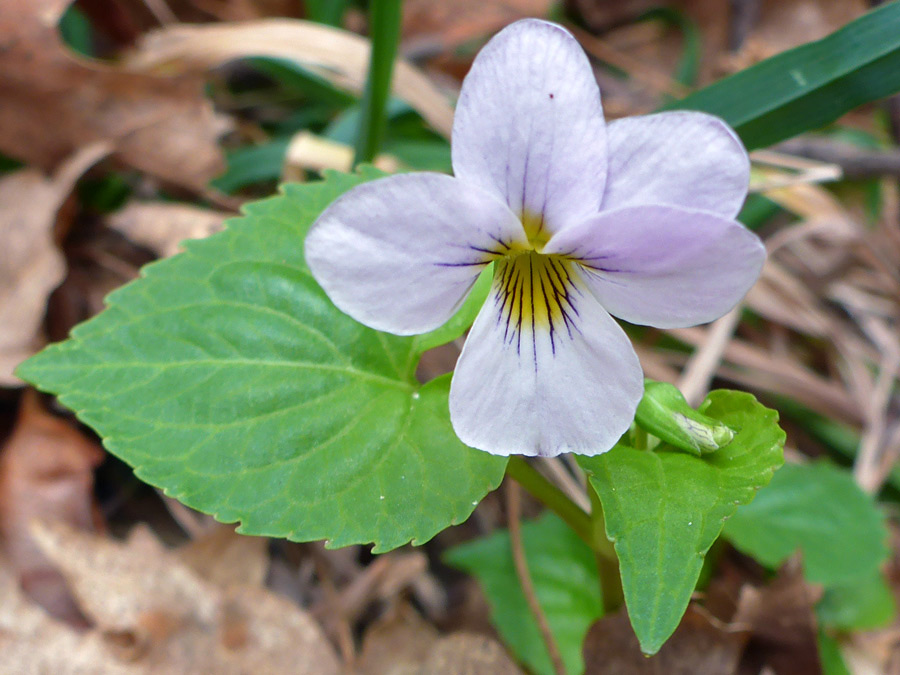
[445, 513, 603, 675]
[723, 461, 889, 586]
[579, 390, 785, 655]
[817, 568, 896, 631]
[18, 168, 507, 553]
[669, 1, 900, 149]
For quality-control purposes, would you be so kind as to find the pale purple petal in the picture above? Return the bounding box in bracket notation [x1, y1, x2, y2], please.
[451, 19, 607, 237]
[544, 205, 765, 328]
[450, 259, 643, 457]
[305, 173, 527, 335]
[602, 112, 750, 218]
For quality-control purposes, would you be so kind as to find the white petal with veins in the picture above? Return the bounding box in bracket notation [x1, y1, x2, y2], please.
[544, 205, 766, 329]
[449, 258, 643, 457]
[305, 173, 527, 335]
[602, 112, 750, 218]
[452, 19, 608, 237]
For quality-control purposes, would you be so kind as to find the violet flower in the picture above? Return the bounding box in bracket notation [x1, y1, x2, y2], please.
[305, 19, 765, 457]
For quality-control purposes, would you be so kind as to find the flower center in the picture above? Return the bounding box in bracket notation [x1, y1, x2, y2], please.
[492, 251, 581, 355]
[520, 210, 551, 252]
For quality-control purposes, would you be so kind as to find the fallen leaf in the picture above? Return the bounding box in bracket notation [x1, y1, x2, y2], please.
[176, 524, 269, 589]
[124, 19, 454, 139]
[420, 633, 525, 675]
[402, 0, 553, 48]
[732, 560, 824, 675]
[355, 603, 440, 675]
[582, 606, 748, 675]
[0, 0, 225, 190]
[0, 390, 103, 622]
[0, 556, 134, 675]
[106, 201, 231, 259]
[0, 143, 108, 385]
[30, 520, 341, 674]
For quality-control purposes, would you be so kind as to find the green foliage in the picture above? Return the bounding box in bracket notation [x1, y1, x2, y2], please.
[579, 390, 785, 655]
[211, 139, 291, 194]
[817, 568, 896, 631]
[354, 0, 403, 164]
[723, 462, 888, 585]
[18, 168, 507, 553]
[445, 513, 603, 675]
[669, 1, 900, 149]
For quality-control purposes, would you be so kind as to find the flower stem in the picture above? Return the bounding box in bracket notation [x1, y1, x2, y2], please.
[588, 483, 624, 614]
[353, 0, 403, 165]
[506, 457, 604, 557]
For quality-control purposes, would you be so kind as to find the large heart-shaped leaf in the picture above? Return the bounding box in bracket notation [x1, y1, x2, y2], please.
[578, 390, 785, 655]
[18, 168, 507, 552]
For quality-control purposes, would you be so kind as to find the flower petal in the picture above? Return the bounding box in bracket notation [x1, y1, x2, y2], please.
[305, 173, 527, 335]
[544, 205, 766, 329]
[602, 112, 750, 218]
[451, 19, 607, 237]
[450, 257, 642, 457]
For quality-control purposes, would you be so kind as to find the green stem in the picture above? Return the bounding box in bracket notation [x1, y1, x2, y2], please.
[588, 483, 624, 614]
[353, 0, 403, 165]
[506, 458, 604, 557]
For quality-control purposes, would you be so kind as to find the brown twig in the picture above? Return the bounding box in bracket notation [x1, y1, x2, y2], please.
[506, 481, 566, 675]
[774, 138, 900, 180]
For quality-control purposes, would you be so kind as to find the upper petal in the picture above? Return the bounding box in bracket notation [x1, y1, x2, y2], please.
[544, 205, 765, 329]
[602, 112, 750, 218]
[449, 256, 643, 457]
[451, 19, 607, 237]
[305, 172, 527, 335]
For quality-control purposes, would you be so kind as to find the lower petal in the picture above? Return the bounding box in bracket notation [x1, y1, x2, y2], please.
[449, 257, 643, 457]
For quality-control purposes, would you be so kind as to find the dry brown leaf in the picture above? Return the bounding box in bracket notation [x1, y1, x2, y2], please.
[124, 19, 455, 139]
[402, 0, 552, 48]
[0, 143, 109, 385]
[419, 633, 525, 675]
[176, 525, 269, 589]
[731, 560, 824, 675]
[0, 391, 103, 622]
[0, 557, 135, 675]
[582, 606, 748, 675]
[106, 201, 231, 259]
[0, 0, 225, 190]
[355, 603, 440, 675]
[30, 520, 340, 674]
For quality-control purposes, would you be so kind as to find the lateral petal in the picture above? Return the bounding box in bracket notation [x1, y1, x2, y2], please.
[450, 257, 642, 457]
[305, 173, 527, 335]
[452, 19, 607, 237]
[544, 205, 765, 329]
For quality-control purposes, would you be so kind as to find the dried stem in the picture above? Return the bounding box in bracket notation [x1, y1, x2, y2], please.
[506, 481, 566, 675]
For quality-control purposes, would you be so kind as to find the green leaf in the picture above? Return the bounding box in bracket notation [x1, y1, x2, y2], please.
[211, 139, 290, 194]
[578, 390, 785, 655]
[18, 167, 507, 553]
[723, 461, 889, 586]
[668, 1, 900, 149]
[817, 568, 896, 631]
[444, 513, 603, 675]
[354, 0, 403, 164]
[818, 631, 852, 675]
